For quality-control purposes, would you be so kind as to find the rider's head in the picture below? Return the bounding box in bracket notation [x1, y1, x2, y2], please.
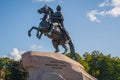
[56, 5, 61, 11]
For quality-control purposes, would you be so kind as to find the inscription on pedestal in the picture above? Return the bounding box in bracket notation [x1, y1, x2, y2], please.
[45, 61, 66, 69]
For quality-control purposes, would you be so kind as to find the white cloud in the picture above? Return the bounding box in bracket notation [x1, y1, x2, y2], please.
[10, 48, 22, 61]
[33, 0, 54, 2]
[112, 0, 120, 7]
[88, 0, 120, 23]
[87, 10, 101, 23]
[4, 48, 25, 61]
[30, 44, 43, 50]
[106, 7, 120, 17]
[87, 10, 106, 23]
[2, 44, 42, 60]
[99, 0, 110, 7]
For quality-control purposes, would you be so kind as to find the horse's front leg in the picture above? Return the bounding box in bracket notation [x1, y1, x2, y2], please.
[28, 26, 38, 37]
[36, 30, 43, 39]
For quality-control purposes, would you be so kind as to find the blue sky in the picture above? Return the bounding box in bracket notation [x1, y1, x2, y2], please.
[0, 0, 120, 60]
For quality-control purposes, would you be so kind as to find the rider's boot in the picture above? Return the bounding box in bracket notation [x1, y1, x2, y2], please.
[65, 34, 70, 43]
[62, 29, 70, 43]
[48, 24, 53, 35]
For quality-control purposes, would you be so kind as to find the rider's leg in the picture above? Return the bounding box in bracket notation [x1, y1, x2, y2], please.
[48, 23, 53, 35]
[61, 29, 70, 43]
[59, 22, 71, 42]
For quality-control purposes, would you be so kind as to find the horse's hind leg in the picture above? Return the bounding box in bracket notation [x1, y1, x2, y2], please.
[61, 42, 68, 54]
[52, 40, 60, 53]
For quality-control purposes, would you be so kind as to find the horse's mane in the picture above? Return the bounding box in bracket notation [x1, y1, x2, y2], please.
[48, 7, 54, 15]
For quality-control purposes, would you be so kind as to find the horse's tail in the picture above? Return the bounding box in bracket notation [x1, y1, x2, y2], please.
[68, 40, 78, 61]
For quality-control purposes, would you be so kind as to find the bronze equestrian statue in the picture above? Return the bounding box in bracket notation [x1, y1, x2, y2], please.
[28, 5, 78, 61]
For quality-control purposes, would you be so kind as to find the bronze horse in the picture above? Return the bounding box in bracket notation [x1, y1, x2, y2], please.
[28, 5, 78, 60]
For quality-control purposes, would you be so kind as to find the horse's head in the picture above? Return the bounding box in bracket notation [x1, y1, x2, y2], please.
[38, 5, 54, 16]
[38, 5, 49, 14]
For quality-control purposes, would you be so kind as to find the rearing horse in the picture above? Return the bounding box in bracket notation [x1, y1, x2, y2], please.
[28, 5, 78, 60]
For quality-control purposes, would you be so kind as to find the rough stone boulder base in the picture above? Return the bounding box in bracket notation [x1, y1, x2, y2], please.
[22, 51, 97, 80]
[41, 72, 65, 80]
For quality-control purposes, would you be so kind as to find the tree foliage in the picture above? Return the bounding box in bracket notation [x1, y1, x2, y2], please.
[66, 53, 89, 71]
[66, 51, 120, 80]
[0, 57, 28, 80]
[83, 51, 120, 80]
[1, 51, 120, 80]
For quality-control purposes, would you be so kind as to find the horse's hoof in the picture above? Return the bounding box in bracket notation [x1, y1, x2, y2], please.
[73, 57, 78, 61]
[36, 36, 41, 39]
[62, 52, 66, 54]
[38, 37, 41, 39]
[63, 48, 68, 54]
[28, 33, 31, 37]
[28, 31, 31, 37]
[54, 50, 60, 53]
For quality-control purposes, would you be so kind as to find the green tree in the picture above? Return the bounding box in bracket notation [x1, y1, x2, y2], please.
[66, 51, 120, 80]
[0, 57, 13, 79]
[83, 51, 120, 80]
[0, 57, 28, 80]
[66, 53, 89, 71]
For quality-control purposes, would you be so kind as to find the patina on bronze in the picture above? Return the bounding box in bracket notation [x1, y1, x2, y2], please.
[28, 5, 78, 61]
